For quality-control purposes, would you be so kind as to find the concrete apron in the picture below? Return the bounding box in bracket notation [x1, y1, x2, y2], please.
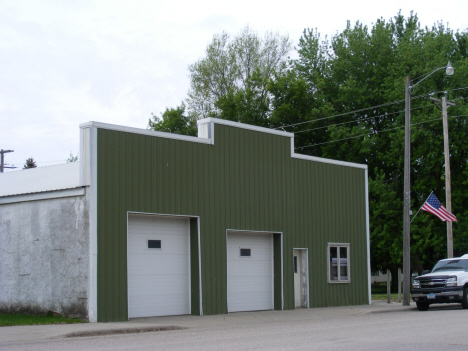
[0, 301, 419, 343]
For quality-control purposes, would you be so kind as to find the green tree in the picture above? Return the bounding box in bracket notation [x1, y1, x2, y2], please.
[147, 12, 468, 287]
[187, 26, 291, 119]
[214, 69, 272, 127]
[66, 153, 78, 163]
[148, 103, 197, 136]
[23, 157, 37, 169]
[286, 12, 468, 286]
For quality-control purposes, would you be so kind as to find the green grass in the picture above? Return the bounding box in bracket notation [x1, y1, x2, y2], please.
[371, 284, 388, 294]
[0, 313, 86, 327]
[372, 293, 402, 301]
[371, 283, 404, 301]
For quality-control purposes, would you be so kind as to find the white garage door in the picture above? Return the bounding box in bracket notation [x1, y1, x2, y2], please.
[227, 232, 274, 312]
[127, 214, 190, 318]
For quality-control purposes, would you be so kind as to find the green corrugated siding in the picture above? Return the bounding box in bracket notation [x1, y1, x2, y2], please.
[189, 218, 200, 315]
[96, 124, 368, 321]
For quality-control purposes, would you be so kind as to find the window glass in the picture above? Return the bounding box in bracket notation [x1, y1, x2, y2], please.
[328, 244, 350, 283]
[240, 248, 251, 257]
[340, 247, 348, 280]
[148, 239, 161, 249]
[432, 259, 468, 272]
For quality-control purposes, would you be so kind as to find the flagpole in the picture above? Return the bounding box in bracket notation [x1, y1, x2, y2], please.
[410, 192, 433, 224]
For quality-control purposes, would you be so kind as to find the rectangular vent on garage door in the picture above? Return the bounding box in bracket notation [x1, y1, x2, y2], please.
[147, 239, 162, 249]
[240, 248, 251, 257]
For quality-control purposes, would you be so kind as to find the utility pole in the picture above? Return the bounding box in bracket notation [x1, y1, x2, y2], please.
[403, 76, 411, 306]
[402, 62, 453, 306]
[0, 149, 14, 173]
[430, 95, 455, 258]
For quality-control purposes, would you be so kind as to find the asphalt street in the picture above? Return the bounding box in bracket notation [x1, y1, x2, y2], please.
[1, 302, 467, 351]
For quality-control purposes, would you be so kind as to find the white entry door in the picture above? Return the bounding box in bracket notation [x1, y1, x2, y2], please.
[227, 232, 273, 312]
[294, 249, 308, 308]
[127, 214, 190, 318]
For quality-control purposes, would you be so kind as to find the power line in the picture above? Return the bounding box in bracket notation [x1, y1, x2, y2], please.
[294, 104, 434, 134]
[401, 86, 468, 101]
[275, 99, 406, 130]
[432, 86, 468, 95]
[295, 96, 468, 135]
[452, 96, 468, 102]
[275, 86, 468, 131]
[295, 114, 468, 150]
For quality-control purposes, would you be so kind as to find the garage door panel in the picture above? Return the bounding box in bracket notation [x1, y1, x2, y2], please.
[127, 215, 190, 318]
[128, 291, 188, 302]
[129, 299, 187, 316]
[128, 276, 188, 291]
[227, 247, 272, 257]
[227, 232, 273, 312]
[129, 244, 188, 254]
[227, 262, 272, 273]
[128, 256, 189, 272]
[228, 276, 273, 285]
[229, 287, 272, 297]
[128, 237, 187, 254]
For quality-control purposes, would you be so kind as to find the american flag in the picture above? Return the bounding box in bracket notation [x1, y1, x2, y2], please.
[421, 193, 457, 222]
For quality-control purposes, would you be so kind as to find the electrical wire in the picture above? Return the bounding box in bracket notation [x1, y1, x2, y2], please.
[432, 86, 468, 95]
[274, 99, 405, 130]
[296, 96, 468, 134]
[294, 104, 434, 134]
[274, 86, 468, 131]
[295, 114, 468, 150]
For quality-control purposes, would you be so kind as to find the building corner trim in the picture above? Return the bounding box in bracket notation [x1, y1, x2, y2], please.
[365, 168, 371, 305]
[88, 126, 98, 322]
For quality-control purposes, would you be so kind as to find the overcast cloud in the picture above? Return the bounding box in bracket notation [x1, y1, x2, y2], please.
[1, 0, 467, 170]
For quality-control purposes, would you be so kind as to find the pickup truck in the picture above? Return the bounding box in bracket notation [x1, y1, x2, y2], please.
[411, 254, 468, 311]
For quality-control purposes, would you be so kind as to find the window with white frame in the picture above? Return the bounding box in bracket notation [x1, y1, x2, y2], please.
[328, 243, 350, 283]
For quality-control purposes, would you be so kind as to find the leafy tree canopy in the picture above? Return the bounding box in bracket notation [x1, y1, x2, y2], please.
[186, 26, 291, 120]
[148, 103, 197, 136]
[148, 12, 468, 286]
[66, 153, 78, 163]
[288, 12, 468, 276]
[23, 157, 37, 169]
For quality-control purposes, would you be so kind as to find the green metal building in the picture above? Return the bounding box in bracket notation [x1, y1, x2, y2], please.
[80, 117, 370, 322]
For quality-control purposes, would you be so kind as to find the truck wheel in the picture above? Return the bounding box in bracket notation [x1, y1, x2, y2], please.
[416, 302, 429, 311]
[462, 287, 468, 309]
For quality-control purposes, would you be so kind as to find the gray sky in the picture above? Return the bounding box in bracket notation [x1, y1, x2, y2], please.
[1, 0, 467, 171]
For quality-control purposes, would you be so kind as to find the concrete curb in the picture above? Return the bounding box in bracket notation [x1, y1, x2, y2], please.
[65, 325, 185, 338]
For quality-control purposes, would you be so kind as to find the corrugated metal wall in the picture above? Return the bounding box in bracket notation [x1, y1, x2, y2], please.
[96, 123, 368, 321]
